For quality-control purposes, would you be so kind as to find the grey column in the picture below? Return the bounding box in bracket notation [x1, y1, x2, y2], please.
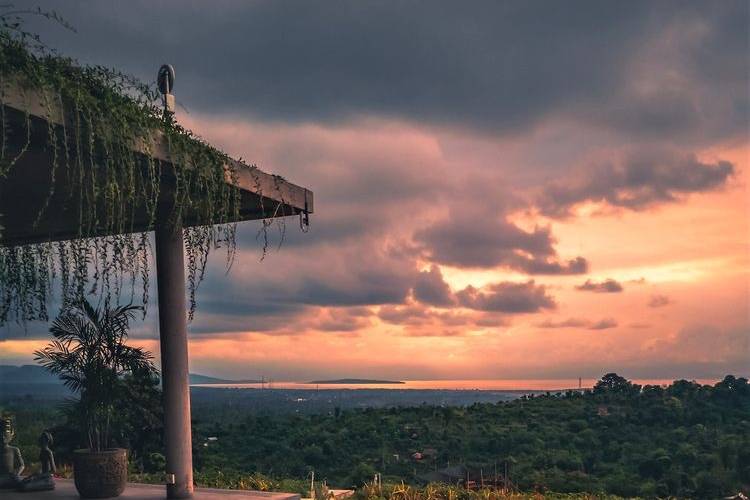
[155, 206, 194, 499]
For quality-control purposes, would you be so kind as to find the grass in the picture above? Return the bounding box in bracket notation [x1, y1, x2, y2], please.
[355, 482, 629, 500]
[123, 472, 629, 500]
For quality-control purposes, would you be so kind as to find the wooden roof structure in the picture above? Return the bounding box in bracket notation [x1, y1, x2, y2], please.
[0, 83, 313, 247]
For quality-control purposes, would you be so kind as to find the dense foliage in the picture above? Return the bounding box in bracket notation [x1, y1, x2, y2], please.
[34, 298, 158, 452]
[3, 374, 748, 498]
[1, 371, 163, 474]
[188, 374, 749, 498]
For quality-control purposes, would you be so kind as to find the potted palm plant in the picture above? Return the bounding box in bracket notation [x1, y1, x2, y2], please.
[35, 299, 157, 498]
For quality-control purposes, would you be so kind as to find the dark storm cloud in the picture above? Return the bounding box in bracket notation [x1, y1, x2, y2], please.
[629, 322, 651, 329]
[0, 293, 159, 341]
[588, 318, 618, 330]
[630, 324, 750, 379]
[415, 209, 587, 272]
[415, 211, 550, 267]
[575, 279, 624, 293]
[539, 151, 735, 217]
[238, 209, 382, 250]
[377, 304, 458, 326]
[379, 278, 556, 321]
[314, 308, 373, 332]
[377, 304, 430, 326]
[537, 317, 618, 330]
[181, 237, 419, 335]
[520, 257, 588, 275]
[189, 309, 298, 336]
[473, 314, 508, 328]
[402, 329, 463, 338]
[186, 278, 308, 335]
[456, 281, 555, 313]
[250, 257, 416, 308]
[20, 0, 748, 141]
[1, 322, 51, 340]
[537, 318, 590, 329]
[413, 265, 455, 307]
[648, 294, 672, 308]
[295, 270, 412, 306]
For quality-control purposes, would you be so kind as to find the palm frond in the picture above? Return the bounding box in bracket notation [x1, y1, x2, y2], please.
[35, 297, 153, 451]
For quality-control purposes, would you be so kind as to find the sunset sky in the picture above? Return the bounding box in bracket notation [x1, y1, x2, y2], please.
[1, 1, 748, 383]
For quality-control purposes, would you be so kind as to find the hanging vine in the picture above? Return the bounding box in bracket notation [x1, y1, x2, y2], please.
[0, 10, 298, 326]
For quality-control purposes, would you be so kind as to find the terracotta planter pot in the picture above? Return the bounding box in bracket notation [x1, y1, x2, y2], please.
[73, 448, 128, 498]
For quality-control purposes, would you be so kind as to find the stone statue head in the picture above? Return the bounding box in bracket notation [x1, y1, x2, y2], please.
[1, 417, 13, 446]
[39, 431, 53, 449]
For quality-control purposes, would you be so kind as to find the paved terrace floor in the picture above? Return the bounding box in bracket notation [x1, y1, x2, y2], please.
[3, 479, 301, 500]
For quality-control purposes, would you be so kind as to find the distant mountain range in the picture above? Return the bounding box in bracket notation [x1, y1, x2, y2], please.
[0, 364, 60, 384]
[0, 365, 260, 385]
[0, 366, 403, 387]
[308, 378, 404, 385]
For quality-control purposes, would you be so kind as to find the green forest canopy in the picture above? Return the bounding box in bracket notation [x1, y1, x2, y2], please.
[6, 374, 749, 498]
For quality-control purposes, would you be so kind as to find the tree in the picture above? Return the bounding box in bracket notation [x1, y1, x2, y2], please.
[34, 299, 157, 451]
[593, 373, 638, 396]
[116, 371, 164, 471]
[346, 462, 377, 488]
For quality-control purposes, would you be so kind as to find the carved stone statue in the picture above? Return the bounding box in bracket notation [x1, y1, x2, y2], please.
[18, 431, 56, 492]
[0, 418, 24, 489]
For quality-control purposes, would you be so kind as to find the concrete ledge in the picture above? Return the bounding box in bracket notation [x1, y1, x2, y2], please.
[2, 479, 301, 500]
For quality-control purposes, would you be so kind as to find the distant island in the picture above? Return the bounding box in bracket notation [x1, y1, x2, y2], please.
[307, 378, 405, 385]
[189, 373, 262, 385]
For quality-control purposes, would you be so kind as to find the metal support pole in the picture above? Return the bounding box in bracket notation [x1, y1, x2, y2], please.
[155, 205, 194, 499]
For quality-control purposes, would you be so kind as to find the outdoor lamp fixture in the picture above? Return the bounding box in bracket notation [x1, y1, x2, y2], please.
[158, 63, 176, 114]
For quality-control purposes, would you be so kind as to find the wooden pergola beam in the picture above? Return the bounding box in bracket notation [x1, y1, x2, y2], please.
[0, 85, 313, 247]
